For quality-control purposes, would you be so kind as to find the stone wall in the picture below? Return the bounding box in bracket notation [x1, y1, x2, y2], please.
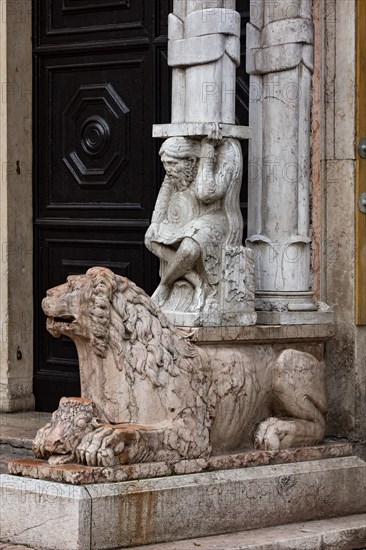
[320, 0, 366, 449]
[0, 0, 34, 411]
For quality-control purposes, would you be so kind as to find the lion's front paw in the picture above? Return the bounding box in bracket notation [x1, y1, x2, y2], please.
[75, 425, 137, 467]
[255, 417, 297, 451]
[32, 423, 52, 459]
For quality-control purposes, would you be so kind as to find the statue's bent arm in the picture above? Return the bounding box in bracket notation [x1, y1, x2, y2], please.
[151, 178, 172, 224]
[195, 143, 232, 205]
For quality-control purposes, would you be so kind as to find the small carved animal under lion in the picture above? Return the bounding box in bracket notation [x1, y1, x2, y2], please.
[33, 267, 327, 467]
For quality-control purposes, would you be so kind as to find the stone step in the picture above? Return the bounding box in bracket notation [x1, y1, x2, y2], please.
[130, 515, 366, 550]
[0, 411, 51, 449]
[1, 515, 365, 550]
[0, 412, 51, 475]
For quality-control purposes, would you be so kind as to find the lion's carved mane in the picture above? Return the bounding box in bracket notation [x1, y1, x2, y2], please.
[37, 267, 327, 467]
[87, 267, 204, 384]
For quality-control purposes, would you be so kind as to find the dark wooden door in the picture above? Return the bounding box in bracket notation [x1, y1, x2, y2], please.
[33, 0, 250, 411]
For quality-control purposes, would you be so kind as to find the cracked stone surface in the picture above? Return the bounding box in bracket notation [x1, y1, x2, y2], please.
[9, 441, 353, 485]
[1, 459, 365, 549]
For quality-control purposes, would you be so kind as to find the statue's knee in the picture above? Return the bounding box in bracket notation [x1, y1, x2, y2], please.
[180, 238, 200, 263]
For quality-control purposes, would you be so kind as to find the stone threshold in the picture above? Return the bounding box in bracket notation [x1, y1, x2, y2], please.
[8, 440, 353, 485]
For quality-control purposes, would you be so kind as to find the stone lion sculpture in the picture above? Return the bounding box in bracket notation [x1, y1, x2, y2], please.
[34, 267, 327, 467]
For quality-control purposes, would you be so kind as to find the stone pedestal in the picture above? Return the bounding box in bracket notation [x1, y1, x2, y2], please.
[1, 457, 365, 549]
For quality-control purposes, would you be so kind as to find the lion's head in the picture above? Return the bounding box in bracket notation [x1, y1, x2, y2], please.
[42, 267, 118, 357]
[42, 267, 204, 389]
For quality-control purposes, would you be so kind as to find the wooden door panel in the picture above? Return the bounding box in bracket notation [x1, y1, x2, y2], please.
[37, 51, 154, 219]
[36, 1, 149, 45]
[237, 0, 250, 235]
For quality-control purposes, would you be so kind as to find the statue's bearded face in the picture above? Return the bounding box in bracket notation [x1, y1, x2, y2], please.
[162, 153, 196, 191]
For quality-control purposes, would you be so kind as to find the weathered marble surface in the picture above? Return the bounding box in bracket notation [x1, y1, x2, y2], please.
[0, 0, 34, 413]
[151, 1, 255, 327]
[168, 0, 240, 124]
[9, 441, 352, 485]
[188, 323, 335, 344]
[246, 0, 327, 319]
[145, 136, 256, 326]
[33, 268, 327, 468]
[129, 515, 366, 550]
[2, 458, 365, 549]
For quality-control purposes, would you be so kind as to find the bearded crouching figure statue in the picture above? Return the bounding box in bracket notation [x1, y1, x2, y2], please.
[145, 136, 256, 327]
[33, 266, 327, 468]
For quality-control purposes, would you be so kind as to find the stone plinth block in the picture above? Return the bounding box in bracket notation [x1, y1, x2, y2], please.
[256, 310, 335, 325]
[1, 457, 366, 549]
[8, 441, 353, 485]
[153, 123, 252, 140]
[0, 475, 91, 549]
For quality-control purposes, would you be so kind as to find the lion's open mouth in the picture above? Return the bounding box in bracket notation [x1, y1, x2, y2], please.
[47, 315, 76, 333]
[53, 315, 75, 324]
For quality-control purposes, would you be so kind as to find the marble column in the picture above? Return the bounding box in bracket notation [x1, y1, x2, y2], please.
[246, 0, 332, 324]
[149, 0, 256, 327]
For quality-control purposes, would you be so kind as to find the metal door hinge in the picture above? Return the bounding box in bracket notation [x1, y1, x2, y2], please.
[358, 138, 366, 159]
[358, 192, 366, 213]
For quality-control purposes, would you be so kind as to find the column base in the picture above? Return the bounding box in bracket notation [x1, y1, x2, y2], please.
[255, 292, 334, 325]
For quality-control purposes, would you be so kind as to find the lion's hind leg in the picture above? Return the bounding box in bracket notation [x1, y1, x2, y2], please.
[255, 349, 327, 451]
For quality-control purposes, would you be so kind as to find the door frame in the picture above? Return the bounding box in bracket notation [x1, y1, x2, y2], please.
[0, 0, 35, 412]
[356, 0, 366, 325]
